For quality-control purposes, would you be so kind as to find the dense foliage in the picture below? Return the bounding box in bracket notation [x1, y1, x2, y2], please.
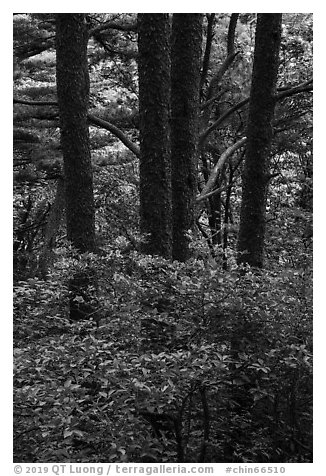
[14, 250, 312, 462]
[13, 13, 312, 463]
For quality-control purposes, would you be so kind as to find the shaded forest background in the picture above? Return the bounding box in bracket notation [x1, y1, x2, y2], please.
[13, 13, 312, 464]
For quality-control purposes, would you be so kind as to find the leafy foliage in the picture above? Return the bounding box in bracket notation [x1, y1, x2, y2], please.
[13, 13, 312, 463]
[14, 251, 312, 462]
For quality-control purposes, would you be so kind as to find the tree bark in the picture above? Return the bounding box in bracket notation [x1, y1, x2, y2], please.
[38, 178, 65, 279]
[56, 14, 96, 254]
[56, 14, 97, 321]
[137, 14, 172, 259]
[200, 14, 215, 98]
[171, 14, 203, 262]
[200, 14, 239, 138]
[197, 137, 247, 202]
[237, 14, 282, 268]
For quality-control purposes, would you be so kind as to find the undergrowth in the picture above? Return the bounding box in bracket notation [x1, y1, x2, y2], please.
[13, 249, 312, 463]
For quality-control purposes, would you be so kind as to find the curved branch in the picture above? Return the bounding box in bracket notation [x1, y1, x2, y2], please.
[201, 90, 225, 111]
[206, 12, 239, 99]
[88, 113, 140, 157]
[200, 97, 249, 146]
[91, 37, 138, 59]
[13, 97, 140, 158]
[199, 78, 313, 146]
[275, 79, 313, 101]
[206, 51, 239, 96]
[197, 137, 247, 203]
[89, 20, 137, 37]
[14, 37, 55, 61]
[201, 14, 239, 132]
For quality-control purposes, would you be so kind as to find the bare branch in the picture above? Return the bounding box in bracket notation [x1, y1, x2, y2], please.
[227, 14, 239, 56]
[201, 90, 225, 111]
[275, 79, 313, 101]
[197, 137, 247, 202]
[201, 13, 239, 132]
[14, 98, 58, 107]
[14, 36, 55, 61]
[199, 78, 313, 146]
[196, 183, 231, 202]
[14, 97, 140, 158]
[87, 113, 140, 157]
[200, 14, 215, 95]
[200, 97, 249, 146]
[91, 41, 138, 59]
[197, 150, 245, 204]
[89, 20, 137, 37]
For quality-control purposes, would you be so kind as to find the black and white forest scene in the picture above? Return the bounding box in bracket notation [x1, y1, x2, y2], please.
[13, 13, 313, 465]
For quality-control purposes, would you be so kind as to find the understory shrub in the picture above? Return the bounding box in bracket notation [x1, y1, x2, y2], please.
[13, 251, 312, 463]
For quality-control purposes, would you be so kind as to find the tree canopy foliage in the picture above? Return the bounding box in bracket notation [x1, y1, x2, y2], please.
[13, 13, 312, 463]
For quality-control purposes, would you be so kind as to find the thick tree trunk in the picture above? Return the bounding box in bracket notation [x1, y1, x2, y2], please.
[56, 14, 97, 321]
[171, 14, 203, 262]
[56, 14, 96, 253]
[137, 14, 172, 259]
[237, 14, 282, 268]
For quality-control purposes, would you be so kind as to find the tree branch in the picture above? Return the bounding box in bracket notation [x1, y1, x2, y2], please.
[14, 98, 58, 107]
[14, 37, 55, 61]
[197, 150, 245, 204]
[200, 98, 249, 146]
[275, 79, 313, 101]
[89, 19, 137, 37]
[201, 14, 239, 133]
[13, 97, 140, 158]
[91, 38, 138, 59]
[88, 113, 140, 157]
[227, 14, 239, 56]
[197, 137, 246, 202]
[197, 183, 231, 203]
[201, 90, 225, 111]
[200, 14, 215, 95]
[199, 78, 312, 146]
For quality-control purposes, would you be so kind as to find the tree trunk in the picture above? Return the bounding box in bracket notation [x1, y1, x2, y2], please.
[56, 14, 97, 321]
[237, 14, 282, 268]
[38, 177, 65, 279]
[137, 14, 172, 259]
[171, 14, 203, 262]
[56, 14, 96, 254]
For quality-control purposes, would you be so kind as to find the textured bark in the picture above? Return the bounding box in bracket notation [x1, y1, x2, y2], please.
[137, 14, 172, 258]
[38, 178, 65, 279]
[56, 14, 96, 253]
[200, 14, 215, 97]
[237, 14, 282, 268]
[56, 14, 97, 321]
[171, 14, 203, 262]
